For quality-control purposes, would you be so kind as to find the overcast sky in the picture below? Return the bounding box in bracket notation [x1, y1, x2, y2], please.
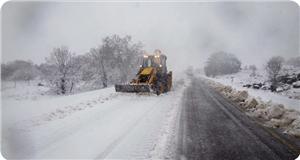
[2, 1, 299, 71]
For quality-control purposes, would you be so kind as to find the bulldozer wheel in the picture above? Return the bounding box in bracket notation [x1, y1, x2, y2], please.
[154, 82, 163, 95]
[156, 90, 160, 95]
[156, 84, 163, 95]
[160, 84, 164, 94]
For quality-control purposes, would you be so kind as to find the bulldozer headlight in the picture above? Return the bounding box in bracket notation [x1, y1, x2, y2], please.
[155, 55, 160, 58]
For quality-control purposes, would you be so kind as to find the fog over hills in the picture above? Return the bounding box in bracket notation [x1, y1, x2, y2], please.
[2, 1, 299, 71]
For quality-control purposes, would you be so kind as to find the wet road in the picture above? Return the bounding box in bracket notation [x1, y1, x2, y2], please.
[177, 77, 299, 160]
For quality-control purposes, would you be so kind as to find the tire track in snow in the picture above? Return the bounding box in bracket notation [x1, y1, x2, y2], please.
[34, 93, 165, 159]
[8, 94, 126, 158]
[13, 93, 119, 131]
[95, 96, 164, 159]
[101, 87, 187, 159]
[149, 89, 186, 159]
[8, 79, 187, 159]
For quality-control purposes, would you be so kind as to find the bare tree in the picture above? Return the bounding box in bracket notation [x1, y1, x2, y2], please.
[46, 46, 77, 94]
[266, 56, 284, 88]
[3, 34, 144, 93]
[107, 35, 142, 83]
[249, 65, 257, 77]
[1, 63, 12, 81]
[88, 34, 143, 88]
[89, 47, 108, 88]
[2, 60, 38, 86]
[76, 55, 95, 82]
[10, 70, 34, 86]
[204, 51, 241, 77]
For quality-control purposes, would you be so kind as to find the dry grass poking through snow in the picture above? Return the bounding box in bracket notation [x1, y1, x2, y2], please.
[204, 79, 300, 138]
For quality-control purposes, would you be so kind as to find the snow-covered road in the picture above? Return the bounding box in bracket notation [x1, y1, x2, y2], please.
[2, 81, 187, 159]
[2, 76, 299, 159]
[178, 77, 299, 160]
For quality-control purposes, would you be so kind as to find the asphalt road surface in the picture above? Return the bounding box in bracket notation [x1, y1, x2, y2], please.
[177, 77, 299, 160]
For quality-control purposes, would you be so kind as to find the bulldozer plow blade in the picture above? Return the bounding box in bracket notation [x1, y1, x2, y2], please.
[115, 84, 151, 93]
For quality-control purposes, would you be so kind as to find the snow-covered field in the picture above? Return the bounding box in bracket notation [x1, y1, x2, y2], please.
[1, 81, 50, 101]
[2, 76, 188, 159]
[205, 70, 300, 112]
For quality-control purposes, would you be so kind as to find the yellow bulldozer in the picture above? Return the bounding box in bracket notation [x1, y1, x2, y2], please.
[115, 50, 172, 95]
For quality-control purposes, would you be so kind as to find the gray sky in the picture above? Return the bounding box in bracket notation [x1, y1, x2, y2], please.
[2, 1, 299, 71]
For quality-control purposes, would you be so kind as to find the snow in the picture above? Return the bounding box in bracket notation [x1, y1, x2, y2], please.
[1, 81, 50, 101]
[2, 82, 116, 129]
[2, 76, 188, 159]
[203, 70, 300, 112]
[203, 76, 300, 137]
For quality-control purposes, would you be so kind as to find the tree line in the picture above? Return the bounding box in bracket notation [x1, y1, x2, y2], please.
[204, 51, 300, 89]
[1, 35, 144, 94]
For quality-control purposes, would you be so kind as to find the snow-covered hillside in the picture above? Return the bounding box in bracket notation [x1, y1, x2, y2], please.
[2, 75, 188, 159]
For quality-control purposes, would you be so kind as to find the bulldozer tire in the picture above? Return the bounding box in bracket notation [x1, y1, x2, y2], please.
[154, 81, 163, 95]
[156, 90, 160, 95]
[164, 75, 170, 93]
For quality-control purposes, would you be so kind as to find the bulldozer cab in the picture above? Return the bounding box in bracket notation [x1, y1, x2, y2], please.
[141, 54, 167, 73]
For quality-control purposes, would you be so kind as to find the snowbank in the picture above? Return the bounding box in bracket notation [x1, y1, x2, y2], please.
[203, 70, 300, 112]
[205, 78, 300, 138]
